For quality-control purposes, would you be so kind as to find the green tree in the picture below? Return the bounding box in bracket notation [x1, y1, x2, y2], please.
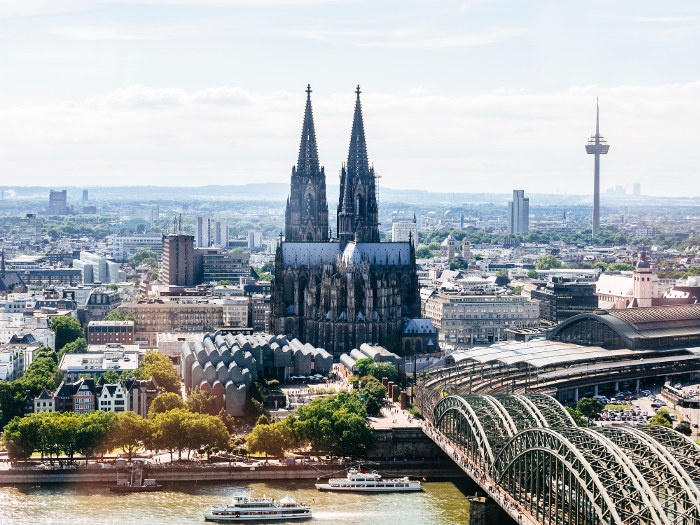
[360, 376, 387, 416]
[102, 369, 120, 384]
[75, 411, 115, 464]
[51, 316, 84, 352]
[130, 248, 159, 268]
[415, 246, 434, 259]
[148, 392, 185, 417]
[354, 357, 374, 379]
[136, 352, 180, 393]
[58, 337, 87, 359]
[526, 269, 538, 279]
[149, 408, 191, 461]
[495, 269, 510, 286]
[576, 398, 604, 420]
[292, 392, 373, 457]
[217, 280, 232, 286]
[449, 258, 468, 270]
[606, 262, 635, 272]
[370, 362, 398, 383]
[109, 411, 150, 460]
[564, 406, 588, 427]
[536, 255, 564, 270]
[649, 409, 673, 428]
[189, 413, 230, 459]
[186, 387, 218, 415]
[246, 421, 289, 460]
[103, 310, 135, 322]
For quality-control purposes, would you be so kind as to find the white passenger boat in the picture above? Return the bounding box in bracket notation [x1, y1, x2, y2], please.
[315, 467, 422, 492]
[204, 494, 312, 522]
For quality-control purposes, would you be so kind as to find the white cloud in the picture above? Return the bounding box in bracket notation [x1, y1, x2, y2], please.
[51, 24, 194, 41]
[361, 28, 529, 49]
[1, 82, 699, 197]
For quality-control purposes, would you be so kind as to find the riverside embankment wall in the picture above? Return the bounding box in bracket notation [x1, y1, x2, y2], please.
[0, 461, 464, 486]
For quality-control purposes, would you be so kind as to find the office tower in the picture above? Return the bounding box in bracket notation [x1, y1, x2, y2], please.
[196, 215, 211, 248]
[508, 190, 529, 234]
[160, 233, 195, 286]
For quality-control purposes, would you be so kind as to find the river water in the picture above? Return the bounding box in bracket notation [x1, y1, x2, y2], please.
[0, 479, 473, 525]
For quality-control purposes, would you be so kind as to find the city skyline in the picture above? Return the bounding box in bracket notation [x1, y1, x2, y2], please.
[0, 1, 699, 197]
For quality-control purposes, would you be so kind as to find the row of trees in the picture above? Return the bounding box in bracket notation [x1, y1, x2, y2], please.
[2, 396, 231, 462]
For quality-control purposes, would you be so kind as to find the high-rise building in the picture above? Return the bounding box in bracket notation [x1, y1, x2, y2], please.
[247, 231, 262, 250]
[633, 183, 641, 196]
[160, 233, 195, 286]
[271, 86, 420, 356]
[391, 216, 418, 248]
[48, 190, 70, 215]
[585, 100, 610, 238]
[212, 220, 228, 247]
[507, 190, 529, 234]
[196, 215, 211, 248]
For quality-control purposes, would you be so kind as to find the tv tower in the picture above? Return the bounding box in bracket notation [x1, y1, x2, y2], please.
[585, 99, 610, 238]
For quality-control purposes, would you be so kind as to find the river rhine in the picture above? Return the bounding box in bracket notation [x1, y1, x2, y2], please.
[0, 479, 473, 525]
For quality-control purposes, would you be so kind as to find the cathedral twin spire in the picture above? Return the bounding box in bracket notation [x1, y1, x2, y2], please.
[284, 84, 329, 242]
[285, 85, 379, 247]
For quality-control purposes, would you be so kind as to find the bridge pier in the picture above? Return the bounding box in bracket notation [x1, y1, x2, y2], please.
[594, 384, 599, 396]
[467, 495, 513, 525]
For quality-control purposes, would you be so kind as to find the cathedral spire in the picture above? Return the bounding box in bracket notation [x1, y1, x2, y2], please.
[297, 84, 320, 178]
[284, 85, 329, 242]
[346, 85, 369, 178]
[337, 85, 379, 249]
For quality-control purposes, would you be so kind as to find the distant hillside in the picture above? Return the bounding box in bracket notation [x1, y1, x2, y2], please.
[0, 183, 688, 207]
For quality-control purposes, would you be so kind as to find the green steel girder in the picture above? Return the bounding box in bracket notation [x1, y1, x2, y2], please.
[528, 393, 577, 428]
[492, 393, 546, 430]
[495, 427, 618, 525]
[597, 426, 700, 524]
[431, 395, 700, 525]
[433, 395, 495, 467]
[637, 425, 700, 485]
[557, 427, 670, 524]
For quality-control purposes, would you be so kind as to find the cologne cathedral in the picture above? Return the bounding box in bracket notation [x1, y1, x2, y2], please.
[271, 85, 421, 357]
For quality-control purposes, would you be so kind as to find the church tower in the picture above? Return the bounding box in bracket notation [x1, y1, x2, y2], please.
[632, 252, 653, 308]
[284, 85, 329, 242]
[337, 86, 380, 250]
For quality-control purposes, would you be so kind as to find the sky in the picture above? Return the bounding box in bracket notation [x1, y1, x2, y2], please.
[0, 1, 699, 197]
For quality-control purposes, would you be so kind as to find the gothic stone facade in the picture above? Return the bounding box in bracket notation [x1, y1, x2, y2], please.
[271, 86, 420, 357]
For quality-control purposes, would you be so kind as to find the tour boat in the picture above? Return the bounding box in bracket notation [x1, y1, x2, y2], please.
[204, 494, 312, 522]
[314, 467, 422, 492]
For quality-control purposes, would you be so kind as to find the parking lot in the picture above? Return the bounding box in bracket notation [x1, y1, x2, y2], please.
[593, 380, 700, 438]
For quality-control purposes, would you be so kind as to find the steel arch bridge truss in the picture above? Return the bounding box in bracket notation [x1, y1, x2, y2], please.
[432, 394, 700, 525]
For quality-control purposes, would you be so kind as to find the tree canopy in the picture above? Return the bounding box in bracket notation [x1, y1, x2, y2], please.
[148, 392, 185, 417]
[51, 316, 84, 351]
[136, 352, 180, 393]
[649, 408, 673, 428]
[291, 392, 373, 457]
[576, 398, 604, 419]
[536, 255, 564, 270]
[103, 310, 135, 322]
